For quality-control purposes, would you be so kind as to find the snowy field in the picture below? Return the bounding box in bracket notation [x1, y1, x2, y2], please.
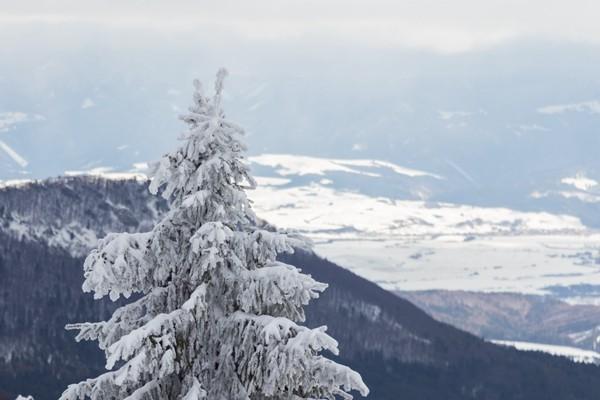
[492, 340, 600, 364]
[247, 154, 600, 303]
[250, 182, 600, 301]
[310, 235, 600, 298]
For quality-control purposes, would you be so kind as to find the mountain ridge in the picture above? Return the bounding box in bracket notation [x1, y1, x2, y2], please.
[2, 176, 600, 399]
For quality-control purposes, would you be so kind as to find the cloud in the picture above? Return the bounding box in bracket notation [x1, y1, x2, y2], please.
[537, 101, 600, 115]
[2, 1, 600, 53]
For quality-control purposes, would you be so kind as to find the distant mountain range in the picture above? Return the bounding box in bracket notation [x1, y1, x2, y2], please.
[6, 155, 600, 301]
[401, 290, 600, 353]
[4, 155, 600, 355]
[3, 41, 600, 220]
[3, 176, 600, 399]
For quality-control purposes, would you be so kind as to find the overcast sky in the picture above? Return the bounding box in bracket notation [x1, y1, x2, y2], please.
[1, 0, 600, 184]
[1, 0, 599, 53]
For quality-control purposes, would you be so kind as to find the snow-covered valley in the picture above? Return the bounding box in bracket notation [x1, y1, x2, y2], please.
[491, 340, 600, 365]
[245, 154, 600, 303]
[246, 155, 600, 355]
[311, 234, 600, 299]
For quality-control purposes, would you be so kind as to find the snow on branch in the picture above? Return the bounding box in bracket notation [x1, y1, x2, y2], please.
[62, 70, 368, 399]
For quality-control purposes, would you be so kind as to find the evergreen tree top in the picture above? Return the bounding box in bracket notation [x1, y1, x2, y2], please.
[61, 69, 369, 400]
[150, 68, 256, 212]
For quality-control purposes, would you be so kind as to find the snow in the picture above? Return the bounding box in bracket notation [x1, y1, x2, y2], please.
[4, 213, 99, 257]
[557, 191, 600, 202]
[249, 183, 584, 239]
[0, 179, 34, 189]
[568, 327, 600, 343]
[250, 154, 379, 177]
[249, 154, 442, 179]
[5, 152, 600, 303]
[10, 152, 592, 300]
[0, 140, 28, 167]
[530, 173, 600, 203]
[312, 234, 600, 297]
[181, 378, 206, 400]
[492, 340, 600, 364]
[244, 177, 600, 299]
[131, 162, 150, 173]
[561, 174, 598, 191]
[65, 167, 147, 182]
[60, 72, 367, 400]
[254, 176, 290, 186]
[532, 190, 600, 203]
[339, 159, 443, 179]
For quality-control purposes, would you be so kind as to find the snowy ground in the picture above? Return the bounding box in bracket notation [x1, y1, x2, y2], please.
[247, 154, 600, 303]
[492, 340, 600, 364]
[310, 235, 600, 298]
[250, 184, 600, 301]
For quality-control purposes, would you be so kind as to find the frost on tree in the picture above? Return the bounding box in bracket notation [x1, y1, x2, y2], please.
[61, 69, 369, 400]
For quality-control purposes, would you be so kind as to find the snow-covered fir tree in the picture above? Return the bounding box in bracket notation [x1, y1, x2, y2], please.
[61, 69, 369, 400]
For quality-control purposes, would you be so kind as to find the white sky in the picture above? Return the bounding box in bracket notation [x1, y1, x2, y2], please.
[1, 0, 599, 53]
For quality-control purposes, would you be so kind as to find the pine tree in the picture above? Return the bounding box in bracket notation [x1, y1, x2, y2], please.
[61, 69, 369, 400]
